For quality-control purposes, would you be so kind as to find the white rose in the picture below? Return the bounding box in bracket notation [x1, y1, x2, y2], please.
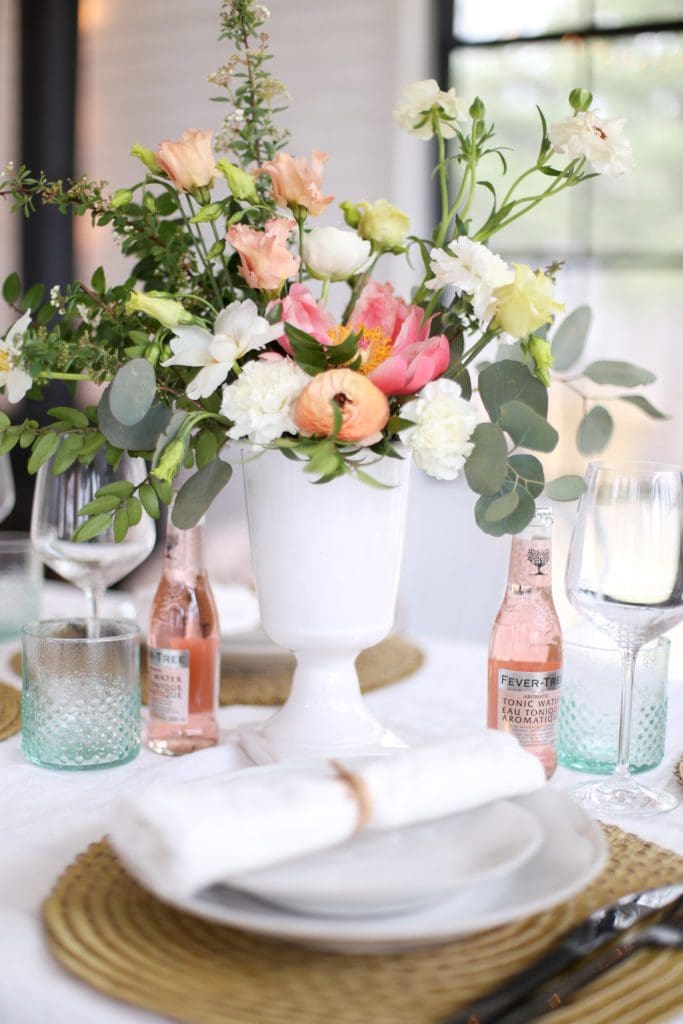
[303, 226, 371, 281]
[220, 356, 309, 445]
[549, 109, 634, 176]
[394, 79, 468, 140]
[427, 237, 513, 325]
[399, 378, 477, 481]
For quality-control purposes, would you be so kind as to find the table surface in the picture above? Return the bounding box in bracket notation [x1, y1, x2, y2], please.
[1, 634, 682, 1024]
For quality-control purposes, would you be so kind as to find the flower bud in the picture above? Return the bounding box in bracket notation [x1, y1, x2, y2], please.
[130, 144, 162, 174]
[357, 198, 410, 250]
[568, 88, 593, 113]
[126, 291, 194, 330]
[469, 96, 485, 120]
[152, 438, 187, 484]
[340, 200, 361, 229]
[527, 335, 553, 387]
[217, 158, 259, 203]
[111, 189, 133, 209]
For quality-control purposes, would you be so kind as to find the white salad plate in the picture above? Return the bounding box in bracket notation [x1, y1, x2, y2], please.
[154, 787, 607, 954]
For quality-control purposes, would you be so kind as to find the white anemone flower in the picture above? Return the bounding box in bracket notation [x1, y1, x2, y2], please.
[549, 110, 634, 176]
[0, 310, 33, 403]
[162, 299, 282, 400]
[427, 237, 513, 325]
[303, 226, 371, 281]
[394, 79, 468, 140]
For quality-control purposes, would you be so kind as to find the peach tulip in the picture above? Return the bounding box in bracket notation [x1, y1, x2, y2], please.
[260, 150, 333, 217]
[227, 218, 300, 293]
[156, 129, 217, 192]
[294, 368, 390, 443]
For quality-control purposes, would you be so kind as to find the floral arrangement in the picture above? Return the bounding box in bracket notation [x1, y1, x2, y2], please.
[0, 0, 660, 538]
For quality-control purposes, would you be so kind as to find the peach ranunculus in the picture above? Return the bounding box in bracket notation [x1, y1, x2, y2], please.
[273, 283, 336, 352]
[227, 217, 300, 294]
[259, 150, 333, 217]
[156, 129, 217, 193]
[349, 282, 450, 396]
[294, 368, 390, 443]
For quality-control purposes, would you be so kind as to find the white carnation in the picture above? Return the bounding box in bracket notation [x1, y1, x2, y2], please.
[303, 226, 371, 281]
[427, 237, 513, 325]
[220, 357, 309, 445]
[549, 109, 634, 176]
[399, 378, 477, 481]
[394, 79, 468, 141]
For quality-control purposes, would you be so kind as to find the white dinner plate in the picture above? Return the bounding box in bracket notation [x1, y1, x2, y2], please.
[230, 799, 543, 917]
[153, 788, 607, 953]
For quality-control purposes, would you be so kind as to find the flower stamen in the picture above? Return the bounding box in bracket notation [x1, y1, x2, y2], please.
[327, 323, 393, 375]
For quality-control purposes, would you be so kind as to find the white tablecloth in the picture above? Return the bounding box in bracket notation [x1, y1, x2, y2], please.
[1, 635, 682, 1024]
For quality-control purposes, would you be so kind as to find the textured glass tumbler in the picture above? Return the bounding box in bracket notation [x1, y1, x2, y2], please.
[558, 628, 669, 774]
[21, 619, 141, 770]
[0, 534, 42, 641]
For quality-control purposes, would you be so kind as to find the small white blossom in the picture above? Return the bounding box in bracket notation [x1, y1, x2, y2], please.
[49, 285, 62, 307]
[394, 79, 468, 140]
[549, 109, 634, 176]
[76, 303, 90, 320]
[1, 161, 14, 179]
[303, 226, 371, 281]
[0, 310, 33, 403]
[221, 356, 309, 444]
[427, 237, 513, 325]
[399, 378, 477, 481]
[163, 299, 283, 401]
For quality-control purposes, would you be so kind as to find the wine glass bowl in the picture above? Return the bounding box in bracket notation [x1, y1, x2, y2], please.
[565, 460, 683, 816]
[0, 454, 15, 525]
[30, 447, 156, 617]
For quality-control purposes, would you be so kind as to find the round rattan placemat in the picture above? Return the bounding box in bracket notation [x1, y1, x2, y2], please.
[10, 635, 423, 707]
[0, 680, 21, 741]
[43, 825, 683, 1024]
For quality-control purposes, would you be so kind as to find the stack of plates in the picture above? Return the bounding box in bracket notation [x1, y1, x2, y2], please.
[126, 774, 607, 954]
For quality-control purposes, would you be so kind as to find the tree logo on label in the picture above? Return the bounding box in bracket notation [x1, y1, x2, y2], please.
[527, 547, 549, 575]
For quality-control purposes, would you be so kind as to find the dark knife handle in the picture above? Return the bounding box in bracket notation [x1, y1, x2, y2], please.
[439, 947, 581, 1024]
[490, 940, 640, 1024]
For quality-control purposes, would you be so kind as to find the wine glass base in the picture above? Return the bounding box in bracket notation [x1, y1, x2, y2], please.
[570, 777, 678, 818]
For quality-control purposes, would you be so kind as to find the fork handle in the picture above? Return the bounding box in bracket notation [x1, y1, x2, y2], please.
[491, 939, 641, 1024]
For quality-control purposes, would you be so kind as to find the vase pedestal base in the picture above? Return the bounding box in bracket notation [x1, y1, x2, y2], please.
[237, 717, 406, 765]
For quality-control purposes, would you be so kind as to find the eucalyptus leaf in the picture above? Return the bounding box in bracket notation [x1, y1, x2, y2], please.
[109, 359, 157, 426]
[618, 395, 669, 420]
[464, 423, 509, 496]
[577, 405, 613, 455]
[550, 306, 591, 372]
[545, 475, 586, 501]
[479, 360, 548, 422]
[495, 341, 525, 363]
[582, 360, 656, 388]
[475, 486, 535, 537]
[484, 490, 520, 523]
[499, 401, 559, 453]
[507, 453, 544, 498]
[98, 387, 171, 451]
[172, 458, 233, 529]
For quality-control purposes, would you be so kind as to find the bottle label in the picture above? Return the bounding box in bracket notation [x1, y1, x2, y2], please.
[497, 668, 562, 744]
[148, 647, 190, 723]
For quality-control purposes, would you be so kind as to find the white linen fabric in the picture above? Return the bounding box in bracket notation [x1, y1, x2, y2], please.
[109, 730, 545, 900]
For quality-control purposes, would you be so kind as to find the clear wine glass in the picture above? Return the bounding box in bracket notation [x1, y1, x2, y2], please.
[0, 454, 15, 524]
[30, 447, 156, 618]
[565, 460, 683, 816]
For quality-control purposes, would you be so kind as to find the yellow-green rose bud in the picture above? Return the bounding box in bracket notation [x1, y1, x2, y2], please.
[111, 188, 133, 209]
[357, 198, 410, 250]
[152, 438, 187, 484]
[340, 200, 361, 229]
[130, 144, 162, 175]
[125, 290, 193, 330]
[527, 335, 554, 387]
[492, 264, 565, 340]
[216, 158, 259, 203]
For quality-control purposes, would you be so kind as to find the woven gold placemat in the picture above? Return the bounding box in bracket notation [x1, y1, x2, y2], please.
[0, 680, 21, 741]
[43, 826, 683, 1024]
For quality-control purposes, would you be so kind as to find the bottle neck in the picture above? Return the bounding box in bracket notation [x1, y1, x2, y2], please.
[163, 520, 205, 576]
[506, 532, 553, 592]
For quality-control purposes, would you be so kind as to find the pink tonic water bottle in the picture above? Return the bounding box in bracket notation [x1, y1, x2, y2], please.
[146, 517, 220, 755]
[487, 507, 563, 778]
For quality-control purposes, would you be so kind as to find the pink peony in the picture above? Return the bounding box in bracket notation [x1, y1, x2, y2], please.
[366, 307, 450, 396]
[259, 150, 333, 217]
[350, 281, 411, 342]
[227, 217, 300, 294]
[156, 129, 217, 192]
[273, 283, 335, 353]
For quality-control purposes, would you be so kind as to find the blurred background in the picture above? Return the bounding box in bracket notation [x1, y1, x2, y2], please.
[0, 0, 681, 641]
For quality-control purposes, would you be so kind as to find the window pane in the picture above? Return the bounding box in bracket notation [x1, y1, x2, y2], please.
[596, 0, 683, 28]
[453, 0, 592, 43]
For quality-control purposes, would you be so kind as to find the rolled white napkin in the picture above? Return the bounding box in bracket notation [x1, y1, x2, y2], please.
[109, 730, 545, 901]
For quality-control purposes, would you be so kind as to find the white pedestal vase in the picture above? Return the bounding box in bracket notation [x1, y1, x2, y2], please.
[237, 448, 412, 763]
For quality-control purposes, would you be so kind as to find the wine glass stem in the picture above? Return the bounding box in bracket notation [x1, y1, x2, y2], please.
[83, 585, 104, 620]
[615, 646, 639, 780]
